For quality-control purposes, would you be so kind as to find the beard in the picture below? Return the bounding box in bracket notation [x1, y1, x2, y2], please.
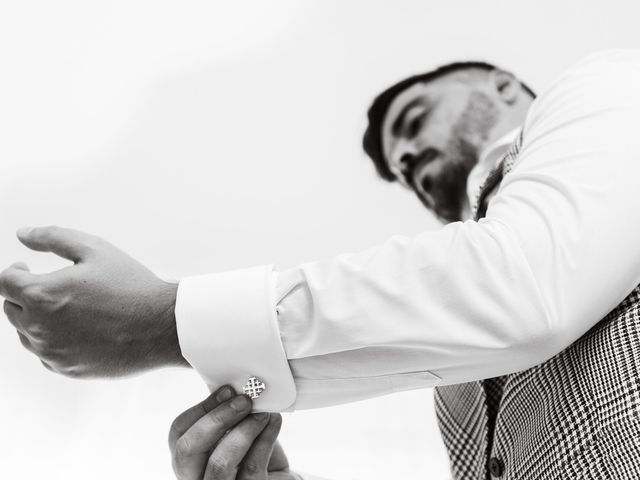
[413, 137, 478, 223]
[413, 91, 498, 223]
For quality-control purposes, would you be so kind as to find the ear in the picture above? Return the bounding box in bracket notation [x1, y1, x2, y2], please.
[490, 69, 520, 105]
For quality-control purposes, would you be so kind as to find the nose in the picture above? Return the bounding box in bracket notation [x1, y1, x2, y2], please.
[407, 148, 439, 187]
[390, 139, 419, 170]
[398, 153, 417, 175]
[389, 139, 420, 182]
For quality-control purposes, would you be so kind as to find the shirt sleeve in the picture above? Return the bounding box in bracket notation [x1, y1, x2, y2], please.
[176, 50, 640, 412]
[175, 266, 297, 411]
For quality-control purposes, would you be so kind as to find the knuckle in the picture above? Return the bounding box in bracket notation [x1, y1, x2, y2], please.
[33, 339, 56, 357]
[174, 436, 193, 459]
[168, 417, 187, 451]
[23, 284, 67, 313]
[240, 460, 261, 478]
[22, 283, 48, 306]
[41, 360, 59, 374]
[59, 367, 82, 379]
[24, 321, 45, 338]
[208, 409, 232, 429]
[47, 362, 84, 379]
[18, 333, 33, 351]
[40, 360, 54, 372]
[207, 456, 230, 477]
[23, 328, 59, 355]
[224, 440, 248, 462]
[3, 300, 14, 316]
[0, 268, 20, 292]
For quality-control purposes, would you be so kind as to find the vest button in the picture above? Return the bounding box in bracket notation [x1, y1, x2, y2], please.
[489, 457, 504, 477]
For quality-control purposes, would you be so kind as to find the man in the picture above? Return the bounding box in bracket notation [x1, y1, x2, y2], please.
[2, 50, 640, 479]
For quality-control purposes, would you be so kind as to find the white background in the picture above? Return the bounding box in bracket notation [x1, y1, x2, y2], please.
[1, 1, 639, 479]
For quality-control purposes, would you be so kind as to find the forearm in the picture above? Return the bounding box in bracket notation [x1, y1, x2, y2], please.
[177, 223, 556, 411]
[278, 222, 556, 409]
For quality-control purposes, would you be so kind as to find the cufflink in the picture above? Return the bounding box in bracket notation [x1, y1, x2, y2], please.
[243, 376, 266, 399]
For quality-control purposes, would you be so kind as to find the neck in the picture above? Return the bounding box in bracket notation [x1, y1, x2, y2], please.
[483, 95, 533, 150]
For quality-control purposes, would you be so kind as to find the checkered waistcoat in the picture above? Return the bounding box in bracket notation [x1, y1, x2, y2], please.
[433, 132, 640, 480]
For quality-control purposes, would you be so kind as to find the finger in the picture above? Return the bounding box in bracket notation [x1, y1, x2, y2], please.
[169, 385, 235, 454]
[17, 226, 96, 263]
[41, 360, 55, 373]
[204, 413, 270, 480]
[17, 331, 37, 354]
[268, 441, 290, 473]
[173, 394, 253, 480]
[239, 413, 283, 479]
[0, 265, 35, 305]
[3, 300, 24, 330]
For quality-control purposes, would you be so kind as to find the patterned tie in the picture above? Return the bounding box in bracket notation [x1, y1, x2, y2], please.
[475, 160, 509, 476]
[434, 129, 523, 480]
[473, 166, 504, 220]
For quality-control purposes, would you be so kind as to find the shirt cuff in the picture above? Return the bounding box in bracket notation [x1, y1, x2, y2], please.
[296, 472, 333, 480]
[175, 265, 296, 412]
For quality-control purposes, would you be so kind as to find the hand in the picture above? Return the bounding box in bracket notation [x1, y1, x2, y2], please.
[169, 386, 301, 480]
[0, 226, 188, 378]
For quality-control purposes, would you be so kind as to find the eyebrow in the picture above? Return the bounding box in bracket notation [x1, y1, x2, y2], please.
[391, 98, 424, 136]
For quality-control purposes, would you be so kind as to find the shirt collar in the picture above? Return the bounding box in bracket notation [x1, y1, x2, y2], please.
[466, 127, 521, 207]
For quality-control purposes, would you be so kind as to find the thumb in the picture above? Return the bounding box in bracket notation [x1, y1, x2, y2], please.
[17, 226, 95, 263]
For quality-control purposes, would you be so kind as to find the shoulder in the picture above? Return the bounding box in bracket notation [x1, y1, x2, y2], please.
[521, 49, 640, 143]
[539, 49, 640, 100]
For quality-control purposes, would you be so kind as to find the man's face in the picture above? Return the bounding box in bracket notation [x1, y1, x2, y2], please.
[381, 74, 499, 223]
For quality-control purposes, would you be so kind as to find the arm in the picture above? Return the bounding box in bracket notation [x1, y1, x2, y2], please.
[3, 51, 640, 409]
[177, 50, 640, 409]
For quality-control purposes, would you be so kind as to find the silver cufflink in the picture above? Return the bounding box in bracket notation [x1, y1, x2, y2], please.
[243, 376, 266, 399]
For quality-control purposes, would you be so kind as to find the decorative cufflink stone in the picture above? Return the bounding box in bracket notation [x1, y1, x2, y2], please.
[243, 376, 266, 399]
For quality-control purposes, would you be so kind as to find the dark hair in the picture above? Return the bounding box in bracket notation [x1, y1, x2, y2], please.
[362, 61, 536, 182]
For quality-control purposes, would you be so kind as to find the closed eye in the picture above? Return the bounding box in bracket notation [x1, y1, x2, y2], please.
[406, 111, 426, 138]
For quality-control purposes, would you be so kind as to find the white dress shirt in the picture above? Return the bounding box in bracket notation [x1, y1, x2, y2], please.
[176, 50, 640, 412]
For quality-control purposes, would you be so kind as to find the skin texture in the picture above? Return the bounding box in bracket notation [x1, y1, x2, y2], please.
[0, 226, 187, 378]
[169, 385, 301, 480]
[381, 68, 532, 223]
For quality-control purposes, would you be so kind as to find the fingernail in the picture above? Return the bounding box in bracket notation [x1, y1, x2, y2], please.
[16, 227, 33, 237]
[252, 412, 269, 421]
[230, 395, 250, 412]
[216, 387, 233, 403]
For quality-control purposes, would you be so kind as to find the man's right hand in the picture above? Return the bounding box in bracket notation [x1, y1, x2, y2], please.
[169, 385, 302, 480]
[0, 226, 186, 378]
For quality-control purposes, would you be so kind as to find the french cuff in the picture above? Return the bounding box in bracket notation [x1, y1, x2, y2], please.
[296, 472, 333, 480]
[175, 265, 296, 412]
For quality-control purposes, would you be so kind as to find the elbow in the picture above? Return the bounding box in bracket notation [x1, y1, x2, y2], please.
[505, 311, 569, 372]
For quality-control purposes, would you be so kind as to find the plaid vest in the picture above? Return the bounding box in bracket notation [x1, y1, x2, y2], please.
[433, 132, 640, 479]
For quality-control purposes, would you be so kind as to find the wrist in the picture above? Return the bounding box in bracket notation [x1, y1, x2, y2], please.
[149, 281, 190, 370]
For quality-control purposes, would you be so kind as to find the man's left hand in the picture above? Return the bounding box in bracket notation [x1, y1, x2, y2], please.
[0, 225, 187, 378]
[169, 385, 301, 480]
